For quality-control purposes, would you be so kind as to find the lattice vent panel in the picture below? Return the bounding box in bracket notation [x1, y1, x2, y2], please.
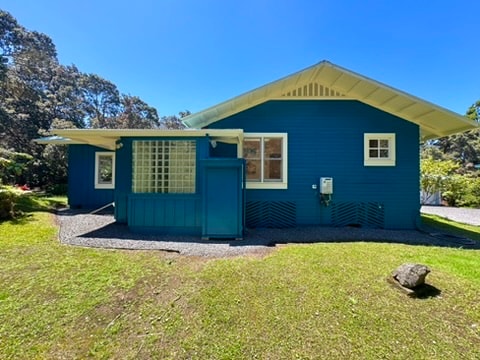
[331, 202, 385, 228]
[281, 82, 345, 97]
[246, 201, 297, 228]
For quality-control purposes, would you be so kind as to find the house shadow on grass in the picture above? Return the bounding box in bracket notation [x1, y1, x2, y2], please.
[1, 194, 67, 225]
[247, 226, 480, 250]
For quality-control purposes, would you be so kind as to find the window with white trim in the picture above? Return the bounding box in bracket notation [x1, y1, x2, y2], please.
[242, 133, 288, 189]
[364, 133, 396, 166]
[95, 152, 115, 189]
[132, 140, 196, 193]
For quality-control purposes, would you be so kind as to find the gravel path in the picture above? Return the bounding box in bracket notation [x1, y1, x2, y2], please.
[421, 206, 480, 226]
[56, 208, 480, 257]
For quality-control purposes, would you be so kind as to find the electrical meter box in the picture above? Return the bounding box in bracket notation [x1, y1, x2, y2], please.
[320, 177, 333, 194]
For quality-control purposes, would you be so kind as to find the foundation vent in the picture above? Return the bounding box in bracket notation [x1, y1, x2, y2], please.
[331, 202, 385, 228]
[246, 201, 297, 228]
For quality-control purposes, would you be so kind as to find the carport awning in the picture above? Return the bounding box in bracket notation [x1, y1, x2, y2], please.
[35, 129, 244, 150]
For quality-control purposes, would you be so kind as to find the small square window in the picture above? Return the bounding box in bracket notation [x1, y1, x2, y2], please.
[364, 133, 396, 166]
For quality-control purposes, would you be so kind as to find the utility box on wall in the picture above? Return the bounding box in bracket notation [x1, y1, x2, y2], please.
[320, 177, 333, 194]
[201, 158, 245, 240]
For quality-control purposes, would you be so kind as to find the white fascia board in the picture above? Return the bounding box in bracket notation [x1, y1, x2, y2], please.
[50, 129, 244, 149]
[53, 128, 243, 138]
[182, 60, 478, 139]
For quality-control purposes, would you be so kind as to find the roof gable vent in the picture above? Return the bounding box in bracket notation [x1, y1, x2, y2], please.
[281, 82, 345, 98]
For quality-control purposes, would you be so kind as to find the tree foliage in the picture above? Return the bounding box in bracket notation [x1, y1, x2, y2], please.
[0, 10, 187, 189]
[115, 95, 160, 129]
[420, 100, 480, 206]
[0, 148, 33, 185]
[80, 73, 120, 128]
[420, 158, 459, 204]
[429, 101, 480, 167]
[159, 110, 189, 129]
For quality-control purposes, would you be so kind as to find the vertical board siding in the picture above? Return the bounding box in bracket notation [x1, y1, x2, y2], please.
[115, 137, 209, 231]
[128, 194, 202, 234]
[207, 100, 420, 229]
[68, 145, 114, 209]
[114, 138, 132, 223]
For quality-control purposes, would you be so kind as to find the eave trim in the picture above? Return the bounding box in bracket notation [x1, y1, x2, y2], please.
[182, 60, 478, 139]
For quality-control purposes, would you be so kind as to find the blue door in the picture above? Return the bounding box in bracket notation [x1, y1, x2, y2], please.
[202, 159, 244, 239]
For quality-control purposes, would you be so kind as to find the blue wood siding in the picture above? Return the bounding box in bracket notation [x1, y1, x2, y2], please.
[114, 139, 132, 223]
[67, 145, 114, 209]
[210, 142, 237, 158]
[127, 194, 202, 234]
[114, 137, 210, 233]
[207, 100, 420, 229]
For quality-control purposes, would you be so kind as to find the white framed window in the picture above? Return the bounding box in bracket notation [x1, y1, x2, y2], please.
[95, 152, 115, 189]
[132, 140, 196, 193]
[241, 133, 288, 189]
[364, 133, 396, 166]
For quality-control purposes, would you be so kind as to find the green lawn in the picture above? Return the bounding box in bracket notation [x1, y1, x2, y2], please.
[1, 195, 479, 359]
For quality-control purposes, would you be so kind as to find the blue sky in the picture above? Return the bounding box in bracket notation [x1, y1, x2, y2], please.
[2, 0, 479, 117]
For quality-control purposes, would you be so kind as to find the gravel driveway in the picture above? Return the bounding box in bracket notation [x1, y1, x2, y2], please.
[56, 208, 480, 257]
[421, 206, 480, 226]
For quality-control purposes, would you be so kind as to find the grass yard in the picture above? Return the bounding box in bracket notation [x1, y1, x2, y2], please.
[0, 195, 479, 359]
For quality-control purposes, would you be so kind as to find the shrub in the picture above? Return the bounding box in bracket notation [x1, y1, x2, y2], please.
[442, 174, 469, 207]
[457, 176, 480, 208]
[46, 183, 68, 196]
[0, 186, 20, 220]
[420, 158, 460, 204]
[0, 148, 33, 185]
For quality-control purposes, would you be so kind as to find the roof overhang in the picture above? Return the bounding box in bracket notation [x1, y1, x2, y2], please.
[182, 61, 478, 140]
[35, 129, 244, 150]
[34, 135, 84, 146]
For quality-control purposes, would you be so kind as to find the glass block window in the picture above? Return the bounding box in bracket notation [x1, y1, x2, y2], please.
[132, 140, 196, 193]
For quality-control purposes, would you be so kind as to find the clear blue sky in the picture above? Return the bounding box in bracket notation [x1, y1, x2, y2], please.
[2, 0, 478, 117]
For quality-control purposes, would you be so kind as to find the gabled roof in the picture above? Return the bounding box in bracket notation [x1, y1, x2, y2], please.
[182, 60, 478, 140]
[35, 129, 244, 150]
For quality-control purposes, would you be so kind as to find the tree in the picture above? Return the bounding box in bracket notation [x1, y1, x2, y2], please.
[420, 158, 459, 204]
[44, 64, 87, 128]
[442, 174, 469, 207]
[466, 100, 480, 122]
[0, 10, 59, 150]
[0, 10, 22, 63]
[0, 10, 186, 188]
[0, 148, 33, 185]
[79, 73, 120, 128]
[159, 110, 189, 129]
[420, 141, 447, 161]
[434, 100, 480, 167]
[115, 94, 160, 128]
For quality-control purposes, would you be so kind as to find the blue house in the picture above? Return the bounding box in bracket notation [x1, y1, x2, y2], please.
[38, 61, 478, 238]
